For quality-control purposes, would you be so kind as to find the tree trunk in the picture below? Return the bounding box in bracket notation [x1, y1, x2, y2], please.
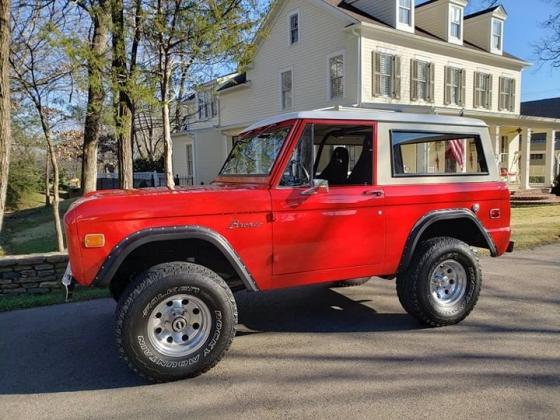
[160, 62, 174, 189]
[0, 0, 12, 232]
[40, 113, 64, 251]
[81, 0, 110, 194]
[112, 0, 133, 189]
[44, 153, 51, 206]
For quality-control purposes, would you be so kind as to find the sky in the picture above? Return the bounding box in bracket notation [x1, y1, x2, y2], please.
[419, 0, 560, 102]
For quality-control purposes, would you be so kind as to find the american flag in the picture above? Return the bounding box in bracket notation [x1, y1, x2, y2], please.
[446, 139, 466, 169]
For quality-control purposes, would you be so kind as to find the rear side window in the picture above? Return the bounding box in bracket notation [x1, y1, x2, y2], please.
[391, 131, 488, 177]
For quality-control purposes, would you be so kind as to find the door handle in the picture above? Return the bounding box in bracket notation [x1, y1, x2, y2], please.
[363, 190, 384, 198]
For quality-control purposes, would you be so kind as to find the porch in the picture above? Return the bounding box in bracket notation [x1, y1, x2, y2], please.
[470, 114, 560, 191]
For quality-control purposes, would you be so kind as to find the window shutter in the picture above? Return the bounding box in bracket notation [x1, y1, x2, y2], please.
[444, 66, 451, 105]
[429, 63, 435, 103]
[393, 55, 401, 99]
[498, 77, 504, 111]
[460, 69, 466, 107]
[410, 59, 418, 101]
[510, 78, 516, 112]
[373, 52, 382, 97]
[487, 74, 493, 109]
[473, 72, 480, 108]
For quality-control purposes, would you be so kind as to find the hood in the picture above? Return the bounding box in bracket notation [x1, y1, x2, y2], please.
[65, 183, 270, 224]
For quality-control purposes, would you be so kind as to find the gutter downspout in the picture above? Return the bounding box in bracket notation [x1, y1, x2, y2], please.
[352, 26, 362, 108]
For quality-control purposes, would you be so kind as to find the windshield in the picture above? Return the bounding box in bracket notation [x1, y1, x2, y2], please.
[220, 125, 292, 176]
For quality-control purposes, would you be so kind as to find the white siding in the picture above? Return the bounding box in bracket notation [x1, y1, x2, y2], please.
[192, 129, 229, 185]
[171, 133, 193, 180]
[219, 0, 358, 128]
[361, 31, 522, 114]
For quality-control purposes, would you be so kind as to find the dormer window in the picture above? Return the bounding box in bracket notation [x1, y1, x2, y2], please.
[289, 11, 299, 45]
[450, 6, 462, 40]
[399, 0, 412, 26]
[492, 19, 503, 51]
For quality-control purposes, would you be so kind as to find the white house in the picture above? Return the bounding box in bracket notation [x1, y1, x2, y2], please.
[172, 0, 560, 189]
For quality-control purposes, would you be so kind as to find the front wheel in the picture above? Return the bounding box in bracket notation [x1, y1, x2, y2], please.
[396, 237, 482, 327]
[115, 262, 237, 382]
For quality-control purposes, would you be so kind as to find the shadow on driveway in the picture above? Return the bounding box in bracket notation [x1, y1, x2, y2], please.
[0, 284, 417, 395]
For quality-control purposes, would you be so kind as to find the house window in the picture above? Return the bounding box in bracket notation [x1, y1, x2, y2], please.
[373, 52, 401, 99]
[410, 60, 434, 102]
[289, 12, 299, 45]
[281, 69, 293, 110]
[391, 131, 488, 176]
[499, 77, 516, 112]
[197, 91, 217, 120]
[445, 67, 465, 106]
[329, 54, 344, 99]
[450, 6, 462, 39]
[492, 19, 503, 50]
[474, 72, 492, 109]
[399, 0, 412, 26]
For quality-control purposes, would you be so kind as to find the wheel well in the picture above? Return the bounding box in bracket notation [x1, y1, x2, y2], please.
[109, 238, 245, 300]
[398, 214, 496, 273]
[418, 218, 491, 250]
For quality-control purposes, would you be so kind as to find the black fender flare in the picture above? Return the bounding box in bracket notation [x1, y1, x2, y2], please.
[92, 225, 259, 291]
[398, 209, 497, 273]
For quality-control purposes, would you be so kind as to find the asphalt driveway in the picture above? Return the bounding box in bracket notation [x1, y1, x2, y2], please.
[0, 244, 559, 419]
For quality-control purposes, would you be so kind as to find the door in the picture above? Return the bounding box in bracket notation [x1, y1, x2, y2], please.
[270, 121, 385, 276]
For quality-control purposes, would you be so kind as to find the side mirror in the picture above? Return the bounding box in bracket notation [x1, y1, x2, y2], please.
[301, 179, 329, 195]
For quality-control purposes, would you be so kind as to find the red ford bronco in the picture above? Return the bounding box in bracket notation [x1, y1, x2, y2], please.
[63, 110, 513, 382]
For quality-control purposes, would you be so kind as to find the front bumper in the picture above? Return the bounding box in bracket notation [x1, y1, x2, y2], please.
[61, 264, 76, 301]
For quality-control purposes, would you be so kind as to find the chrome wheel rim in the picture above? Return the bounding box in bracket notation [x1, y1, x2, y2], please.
[147, 294, 212, 358]
[429, 260, 467, 306]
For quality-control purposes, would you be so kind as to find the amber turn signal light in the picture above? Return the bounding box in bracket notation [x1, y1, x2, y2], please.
[84, 234, 105, 248]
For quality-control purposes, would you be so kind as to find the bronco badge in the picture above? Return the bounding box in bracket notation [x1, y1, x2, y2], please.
[228, 219, 262, 229]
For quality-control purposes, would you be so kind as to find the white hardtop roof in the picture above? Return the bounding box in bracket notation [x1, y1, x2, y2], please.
[242, 109, 488, 133]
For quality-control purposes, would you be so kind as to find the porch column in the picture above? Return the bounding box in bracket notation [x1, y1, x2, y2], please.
[520, 128, 532, 190]
[544, 130, 557, 187]
[489, 125, 501, 161]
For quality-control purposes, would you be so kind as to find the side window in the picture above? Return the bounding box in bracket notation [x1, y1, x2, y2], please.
[280, 125, 313, 187]
[280, 123, 374, 187]
[289, 11, 299, 45]
[391, 131, 489, 176]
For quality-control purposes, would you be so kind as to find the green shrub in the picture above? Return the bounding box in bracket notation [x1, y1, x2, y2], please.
[6, 153, 42, 210]
[552, 174, 560, 196]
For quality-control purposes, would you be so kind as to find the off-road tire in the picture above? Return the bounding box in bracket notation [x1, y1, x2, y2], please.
[115, 262, 237, 383]
[396, 237, 482, 327]
[332, 277, 371, 288]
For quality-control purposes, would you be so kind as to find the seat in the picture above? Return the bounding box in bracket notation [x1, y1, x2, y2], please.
[347, 135, 373, 185]
[318, 147, 349, 185]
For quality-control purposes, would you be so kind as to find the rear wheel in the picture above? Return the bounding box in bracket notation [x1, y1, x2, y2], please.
[332, 277, 371, 288]
[115, 262, 237, 382]
[396, 237, 481, 327]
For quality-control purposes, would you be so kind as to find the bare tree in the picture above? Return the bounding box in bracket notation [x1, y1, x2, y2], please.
[143, 0, 257, 188]
[77, 0, 111, 194]
[0, 0, 11, 232]
[10, 0, 77, 251]
[112, 0, 144, 189]
[536, 1, 560, 68]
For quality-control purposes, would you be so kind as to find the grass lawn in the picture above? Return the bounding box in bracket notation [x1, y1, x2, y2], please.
[511, 205, 560, 249]
[0, 197, 77, 255]
[0, 287, 110, 313]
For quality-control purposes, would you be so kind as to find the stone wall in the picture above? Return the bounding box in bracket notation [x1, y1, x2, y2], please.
[0, 252, 68, 294]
